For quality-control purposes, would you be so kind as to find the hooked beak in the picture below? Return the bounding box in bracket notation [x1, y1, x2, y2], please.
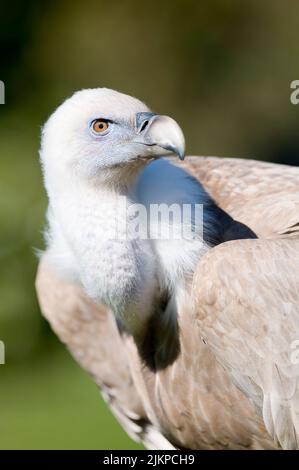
[135, 112, 185, 161]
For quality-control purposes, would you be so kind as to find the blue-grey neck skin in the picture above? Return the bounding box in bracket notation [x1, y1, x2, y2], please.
[134, 158, 256, 247]
[129, 158, 256, 370]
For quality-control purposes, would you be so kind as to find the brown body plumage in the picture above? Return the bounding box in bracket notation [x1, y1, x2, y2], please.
[36, 156, 299, 449]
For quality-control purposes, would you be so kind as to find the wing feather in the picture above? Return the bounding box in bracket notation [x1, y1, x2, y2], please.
[35, 259, 175, 449]
[192, 238, 299, 449]
[171, 156, 299, 238]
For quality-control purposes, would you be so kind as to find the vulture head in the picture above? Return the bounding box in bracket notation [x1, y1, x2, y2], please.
[40, 88, 185, 190]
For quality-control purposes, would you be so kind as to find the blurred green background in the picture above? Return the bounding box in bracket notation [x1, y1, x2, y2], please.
[0, 0, 298, 450]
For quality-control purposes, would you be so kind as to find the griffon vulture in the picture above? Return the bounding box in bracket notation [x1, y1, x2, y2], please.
[36, 89, 299, 449]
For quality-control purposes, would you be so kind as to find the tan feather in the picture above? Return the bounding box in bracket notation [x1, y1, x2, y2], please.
[35, 260, 174, 449]
[192, 238, 299, 449]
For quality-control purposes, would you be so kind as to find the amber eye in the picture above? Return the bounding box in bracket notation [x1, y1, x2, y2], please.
[91, 119, 109, 134]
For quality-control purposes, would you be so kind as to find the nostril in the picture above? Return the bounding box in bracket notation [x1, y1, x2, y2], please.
[136, 112, 157, 133]
[140, 120, 149, 132]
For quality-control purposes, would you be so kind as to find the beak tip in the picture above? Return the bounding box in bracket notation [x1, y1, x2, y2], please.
[165, 144, 185, 161]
